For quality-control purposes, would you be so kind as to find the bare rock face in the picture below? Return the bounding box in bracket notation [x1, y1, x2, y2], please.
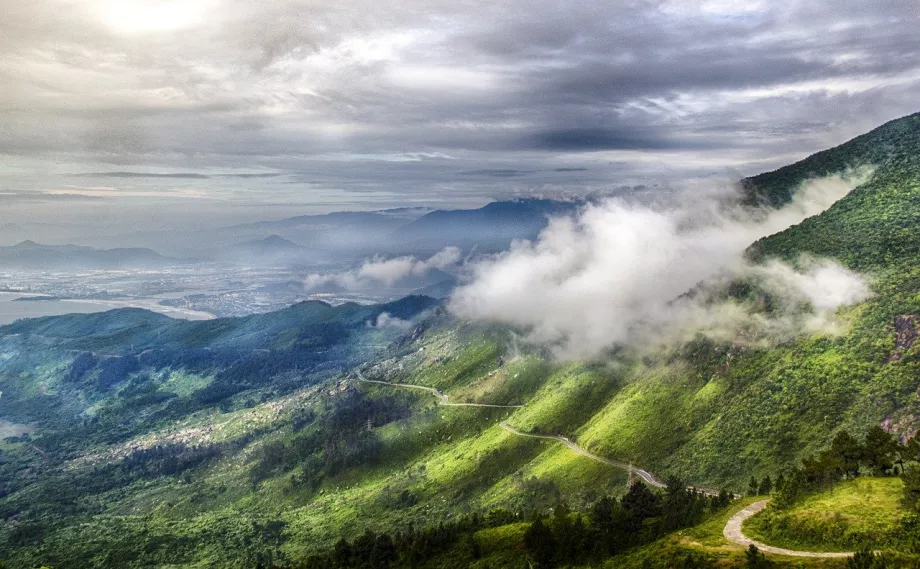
[889, 315, 919, 362]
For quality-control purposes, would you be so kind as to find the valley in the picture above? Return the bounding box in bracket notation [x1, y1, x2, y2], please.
[2, 113, 920, 568]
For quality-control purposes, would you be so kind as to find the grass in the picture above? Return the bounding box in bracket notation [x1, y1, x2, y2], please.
[609, 496, 855, 568]
[744, 477, 905, 551]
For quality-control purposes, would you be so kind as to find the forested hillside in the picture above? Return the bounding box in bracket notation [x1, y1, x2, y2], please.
[3, 113, 920, 568]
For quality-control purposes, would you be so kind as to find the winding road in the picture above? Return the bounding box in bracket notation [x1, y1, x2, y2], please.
[723, 499, 854, 558]
[359, 371, 854, 558]
[498, 420, 666, 488]
[358, 371, 695, 492]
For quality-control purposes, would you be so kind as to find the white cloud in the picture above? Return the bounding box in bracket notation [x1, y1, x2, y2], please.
[305, 246, 462, 290]
[367, 312, 412, 329]
[450, 173, 872, 359]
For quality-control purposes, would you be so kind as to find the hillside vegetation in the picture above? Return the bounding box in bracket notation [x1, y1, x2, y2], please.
[2, 113, 920, 568]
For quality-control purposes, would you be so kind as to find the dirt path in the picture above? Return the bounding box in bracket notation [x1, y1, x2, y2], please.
[357, 373, 523, 409]
[723, 500, 853, 558]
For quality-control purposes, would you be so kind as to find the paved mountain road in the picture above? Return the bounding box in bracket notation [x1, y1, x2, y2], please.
[497, 420, 668, 488]
[357, 371, 704, 492]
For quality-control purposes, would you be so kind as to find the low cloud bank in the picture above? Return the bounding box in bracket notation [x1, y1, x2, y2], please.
[367, 312, 413, 329]
[305, 246, 461, 290]
[450, 174, 872, 359]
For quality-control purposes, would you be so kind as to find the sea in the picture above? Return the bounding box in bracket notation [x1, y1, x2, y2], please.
[0, 291, 213, 325]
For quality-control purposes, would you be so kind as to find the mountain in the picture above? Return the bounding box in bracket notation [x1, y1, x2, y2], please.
[393, 198, 581, 253]
[743, 112, 920, 208]
[0, 240, 170, 270]
[227, 209, 429, 234]
[4, 114, 920, 568]
[219, 211, 420, 258]
[410, 277, 457, 299]
[219, 235, 306, 265]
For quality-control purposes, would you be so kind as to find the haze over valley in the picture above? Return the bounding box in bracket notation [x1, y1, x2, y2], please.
[3, 1, 920, 568]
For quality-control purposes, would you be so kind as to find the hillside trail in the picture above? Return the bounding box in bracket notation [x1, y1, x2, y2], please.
[356, 371, 710, 493]
[497, 420, 668, 489]
[723, 500, 854, 558]
[358, 371, 855, 557]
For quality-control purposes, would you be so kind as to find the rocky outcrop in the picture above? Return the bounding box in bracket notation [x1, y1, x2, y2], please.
[889, 315, 919, 362]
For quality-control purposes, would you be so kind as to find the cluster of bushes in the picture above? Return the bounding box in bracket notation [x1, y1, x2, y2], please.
[118, 442, 224, 478]
[249, 390, 412, 487]
[289, 509, 520, 569]
[745, 427, 920, 552]
[523, 479, 733, 568]
[269, 479, 734, 569]
[748, 427, 908, 508]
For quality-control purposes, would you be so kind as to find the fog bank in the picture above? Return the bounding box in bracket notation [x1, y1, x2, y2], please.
[450, 173, 871, 359]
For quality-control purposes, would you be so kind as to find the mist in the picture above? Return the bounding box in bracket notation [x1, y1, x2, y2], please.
[304, 246, 462, 291]
[450, 173, 872, 359]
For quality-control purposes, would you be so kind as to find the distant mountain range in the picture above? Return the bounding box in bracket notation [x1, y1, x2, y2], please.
[392, 198, 581, 254]
[220, 198, 584, 259]
[2, 200, 585, 265]
[219, 235, 306, 266]
[0, 241, 170, 270]
[5, 113, 920, 568]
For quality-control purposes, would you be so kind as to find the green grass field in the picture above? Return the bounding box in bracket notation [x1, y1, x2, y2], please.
[744, 477, 905, 551]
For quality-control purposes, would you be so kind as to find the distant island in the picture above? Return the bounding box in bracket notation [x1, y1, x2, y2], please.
[12, 295, 61, 302]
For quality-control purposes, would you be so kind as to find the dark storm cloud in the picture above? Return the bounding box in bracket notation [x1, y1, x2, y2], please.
[523, 128, 705, 152]
[0, 0, 917, 223]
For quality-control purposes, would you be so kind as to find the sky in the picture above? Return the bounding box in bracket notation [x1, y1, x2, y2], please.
[0, 0, 918, 234]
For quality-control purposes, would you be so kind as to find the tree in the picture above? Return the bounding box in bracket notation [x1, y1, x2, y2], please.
[757, 476, 773, 495]
[661, 476, 699, 530]
[748, 476, 759, 496]
[523, 516, 557, 568]
[907, 434, 920, 462]
[863, 426, 898, 475]
[331, 538, 353, 568]
[370, 533, 397, 568]
[829, 430, 863, 478]
[902, 466, 920, 512]
[588, 496, 619, 555]
[621, 481, 661, 533]
[847, 547, 889, 569]
[745, 544, 769, 568]
[774, 472, 786, 493]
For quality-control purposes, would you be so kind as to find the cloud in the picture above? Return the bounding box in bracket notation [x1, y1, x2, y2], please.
[71, 171, 283, 179]
[305, 246, 462, 290]
[449, 173, 871, 358]
[0, 191, 107, 203]
[367, 312, 412, 329]
[1, 0, 919, 230]
[72, 172, 211, 179]
[425, 246, 463, 269]
[358, 256, 423, 285]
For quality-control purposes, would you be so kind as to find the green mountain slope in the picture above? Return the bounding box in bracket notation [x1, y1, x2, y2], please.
[3, 113, 920, 568]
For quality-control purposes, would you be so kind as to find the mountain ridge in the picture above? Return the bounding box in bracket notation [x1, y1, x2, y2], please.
[3, 112, 920, 568]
